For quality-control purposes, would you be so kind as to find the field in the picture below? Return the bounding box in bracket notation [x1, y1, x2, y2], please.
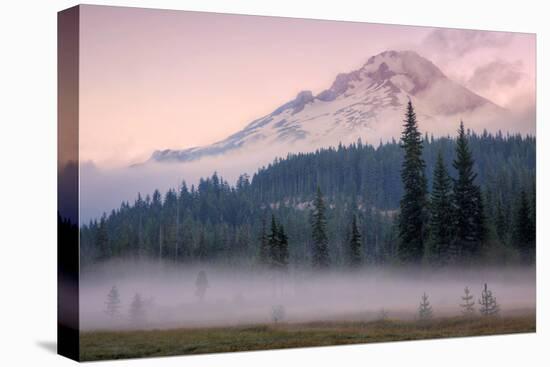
[80, 314, 535, 361]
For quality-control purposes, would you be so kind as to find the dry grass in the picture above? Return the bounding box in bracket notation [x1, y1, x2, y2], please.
[80, 315, 535, 361]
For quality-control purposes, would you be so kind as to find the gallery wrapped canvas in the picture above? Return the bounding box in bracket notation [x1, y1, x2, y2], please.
[58, 5, 536, 362]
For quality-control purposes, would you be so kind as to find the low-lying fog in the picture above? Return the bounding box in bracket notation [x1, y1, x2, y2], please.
[80, 260, 536, 331]
[79, 143, 311, 224]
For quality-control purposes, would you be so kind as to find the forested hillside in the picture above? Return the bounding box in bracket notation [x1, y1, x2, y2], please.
[80, 127, 535, 268]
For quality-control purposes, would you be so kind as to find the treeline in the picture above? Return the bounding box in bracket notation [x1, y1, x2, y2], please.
[251, 128, 534, 210]
[80, 105, 535, 268]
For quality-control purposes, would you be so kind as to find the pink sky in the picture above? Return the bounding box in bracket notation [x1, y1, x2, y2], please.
[79, 5, 535, 167]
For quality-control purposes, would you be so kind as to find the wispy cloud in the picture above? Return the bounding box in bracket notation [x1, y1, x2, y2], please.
[422, 28, 514, 57]
[467, 60, 524, 90]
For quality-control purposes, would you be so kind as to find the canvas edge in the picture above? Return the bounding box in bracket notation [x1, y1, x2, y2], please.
[57, 4, 81, 362]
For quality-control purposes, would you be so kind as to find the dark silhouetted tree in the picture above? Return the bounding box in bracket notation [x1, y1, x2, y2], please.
[276, 224, 289, 270]
[311, 186, 330, 269]
[268, 215, 280, 268]
[266, 215, 289, 270]
[452, 121, 485, 260]
[429, 151, 454, 264]
[398, 101, 428, 264]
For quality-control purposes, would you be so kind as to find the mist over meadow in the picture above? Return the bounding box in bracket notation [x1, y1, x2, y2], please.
[80, 260, 535, 331]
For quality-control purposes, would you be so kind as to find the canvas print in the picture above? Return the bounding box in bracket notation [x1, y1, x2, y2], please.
[58, 5, 536, 362]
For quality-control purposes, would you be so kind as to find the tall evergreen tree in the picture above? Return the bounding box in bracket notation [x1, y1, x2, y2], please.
[429, 151, 454, 264]
[311, 186, 330, 269]
[348, 215, 362, 267]
[452, 121, 485, 260]
[276, 224, 289, 270]
[268, 214, 280, 268]
[398, 101, 428, 263]
[263, 215, 289, 270]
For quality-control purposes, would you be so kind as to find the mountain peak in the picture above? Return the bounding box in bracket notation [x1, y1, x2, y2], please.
[150, 50, 505, 164]
[316, 50, 446, 101]
[364, 50, 422, 65]
[361, 50, 446, 93]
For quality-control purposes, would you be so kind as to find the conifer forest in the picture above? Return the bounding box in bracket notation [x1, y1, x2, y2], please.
[80, 102, 535, 269]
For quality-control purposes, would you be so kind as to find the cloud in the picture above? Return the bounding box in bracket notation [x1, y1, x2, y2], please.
[467, 60, 524, 90]
[423, 28, 514, 57]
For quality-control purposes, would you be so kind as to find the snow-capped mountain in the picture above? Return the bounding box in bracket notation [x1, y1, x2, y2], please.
[151, 50, 505, 163]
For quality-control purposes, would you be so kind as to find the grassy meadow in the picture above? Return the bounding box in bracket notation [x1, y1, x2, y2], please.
[80, 314, 535, 361]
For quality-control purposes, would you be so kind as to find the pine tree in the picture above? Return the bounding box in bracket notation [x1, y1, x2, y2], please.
[398, 101, 428, 264]
[311, 186, 330, 269]
[268, 214, 280, 268]
[104, 285, 121, 318]
[418, 292, 433, 321]
[479, 283, 499, 316]
[452, 121, 485, 261]
[460, 286, 476, 317]
[348, 215, 362, 267]
[276, 224, 289, 270]
[429, 151, 453, 264]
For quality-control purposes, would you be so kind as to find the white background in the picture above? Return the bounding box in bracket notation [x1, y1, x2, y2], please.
[0, 0, 547, 365]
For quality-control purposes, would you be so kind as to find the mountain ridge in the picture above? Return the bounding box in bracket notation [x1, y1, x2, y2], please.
[151, 50, 505, 163]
